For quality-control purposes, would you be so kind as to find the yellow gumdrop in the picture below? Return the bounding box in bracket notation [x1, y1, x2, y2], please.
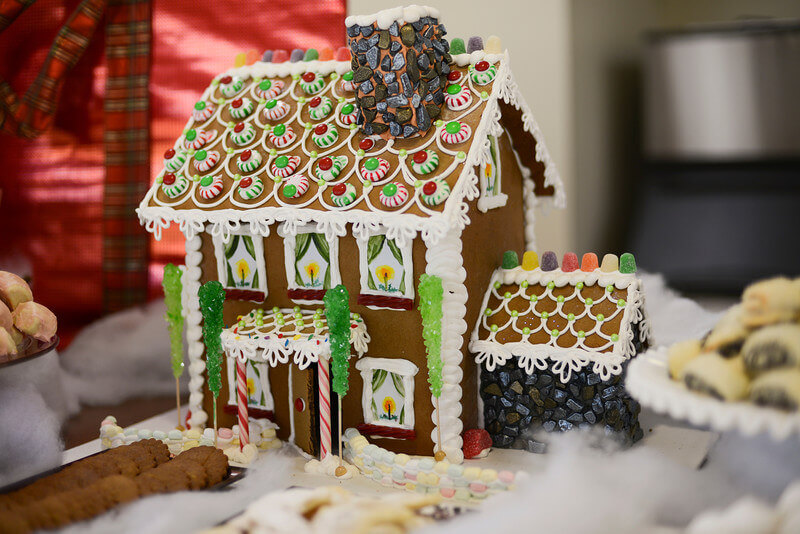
[522, 251, 539, 270]
[394, 453, 410, 466]
[600, 253, 619, 272]
[234, 52, 247, 67]
[434, 461, 450, 475]
[485, 35, 502, 54]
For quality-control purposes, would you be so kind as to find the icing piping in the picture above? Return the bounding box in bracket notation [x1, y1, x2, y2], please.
[183, 236, 208, 428]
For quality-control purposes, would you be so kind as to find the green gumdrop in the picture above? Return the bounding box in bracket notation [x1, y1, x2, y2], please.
[198, 281, 226, 398]
[418, 274, 444, 398]
[324, 284, 351, 397]
[502, 250, 520, 269]
[303, 48, 319, 61]
[162, 264, 184, 379]
[450, 38, 466, 55]
[620, 252, 637, 274]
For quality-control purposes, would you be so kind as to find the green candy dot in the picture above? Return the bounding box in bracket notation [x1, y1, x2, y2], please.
[530, 295, 538, 302]
[568, 313, 575, 321]
[607, 285, 615, 293]
[365, 157, 380, 171]
[484, 308, 492, 316]
[576, 282, 584, 289]
[435, 119, 444, 127]
[597, 314, 605, 321]
[557, 295, 565, 303]
[185, 129, 197, 141]
[446, 84, 461, 95]
[315, 321, 324, 328]
[547, 281, 555, 289]
[273, 124, 286, 136]
[521, 281, 529, 288]
[293, 306, 301, 312]
[357, 148, 365, 156]
[343, 71, 354, 81]
[238, 320, 246, 328]
[382, 183, 397, 196]
[265, 99, 277, 109]
[445, 121, 461, 134]
[480, 91, 489, 99]
[342, 103, 354, 114]
[618, 299, 626, 307]
[353, 313, 361, 320]
[275, 155, 289, 168]
[490, 324, 498, 332]
[259, 80, 272, 90]
[611, 334, 619, 342]
[493, 281, 501, 289]
[200, 175, 213, 187]
[194, 150, 207, 161]
[194, 101, 206, 110]
[503, 291, 511, 299]
[585, 298, 593, 305]
[511, 310, 518, 317]
[551, 329, 559, 336]
[272, 307, 279, 313]
[578, 331, 585, 338]
[541, 311, 549, 319]
[283, 184, 297, 198]
[398, 148, 407, 157]
[522, 327, 531, 335]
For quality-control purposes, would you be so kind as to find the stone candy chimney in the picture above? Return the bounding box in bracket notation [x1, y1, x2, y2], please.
[345, 6, 451, 139]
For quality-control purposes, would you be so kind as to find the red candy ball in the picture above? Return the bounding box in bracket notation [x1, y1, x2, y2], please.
[332, 183, 347, 196]
[302, 72, 316, 82]
[240, 149, 252, 161]
[314, 124, 328, 135]
[309, 96, 322, 108]
[164, 148, 175, 159]
[220, 75, 232, 84]
[359, 138, 374, 150]
[233, 123, 245, 133]
[413, 151, 428, 164]
[318, 157, 333, 170]
[240, 177, 253, 188]
[162, 173, 176, 185]
[231, 98, 242, 108]
[447, 71, 461, 82]
[475, 61, 490, 72]
[423, 181, 437, 195]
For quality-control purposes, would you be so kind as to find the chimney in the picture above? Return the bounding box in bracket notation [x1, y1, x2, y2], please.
[345, 6, 451, 139]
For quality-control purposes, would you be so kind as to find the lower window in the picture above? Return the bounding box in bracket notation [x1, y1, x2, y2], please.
[224, 356, 275, 419]
[355, 358, 418, 434]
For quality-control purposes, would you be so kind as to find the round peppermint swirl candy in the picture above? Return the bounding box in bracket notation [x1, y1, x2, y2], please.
[444, 83, 472, 111]
[315, 155, 348, 182]
[193, 149, 220, 172]
[410, 150, 439, 175]
[229, 97, 254, 119]
[218, 75, 244, 98]
[379, 182, 409, 208]
[262, 99, 290, 121]
[270, 155, 301, 178]
[254, 79, 284, 100]
[469, 61, 498, 85]
[311, 123, 338, 148]
[360, 157, 390, 182]
[339, 102, 358, 125]
[161, 173, 190, 198]
[230, 122, 256, 146]
[237, 149, 262, 173]
[440, 120, 472, 145]
[163, 148, 186, 172]
[183, 128, 216, 151]
[192, 101, 214, 122]
[281, 173, 309, 199]
[237, 176, 264, 200]
[198, 174, 224, 200]
[341, 71, 357, 92]
[330, 182, 356, 207]
[420, 179, 451, 206]
[308, 96, 332, 120]
[267, 124, 296, 148]
[299, 72, 325, 94]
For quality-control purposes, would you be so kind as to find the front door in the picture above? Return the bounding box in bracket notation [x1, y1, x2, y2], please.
[290, 364, 319, 456]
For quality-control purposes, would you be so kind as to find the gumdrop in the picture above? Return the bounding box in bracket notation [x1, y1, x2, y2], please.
[261, 50, 273, 63]
[502, 251, 519, 269]
[303, 48, 319, 61]
[541, 251, 558, 271]
[246, 49, 259, 65]
[485, 35, 502, 54]
[450, 38, 466, 55]
[620, 253, 637, 274]
[522, 251, 539, 271]
[335, 47, 351, 61]
[272, 49, 289, 63]
[601, 253, 619, 273]
[290, 48, 304, 62]
[562, 252, 579, 272]
[233, 52, 246, 68]
[581, 253, 599, 272]
[319, 47, 334, 61]
[467, 36, 484, 54]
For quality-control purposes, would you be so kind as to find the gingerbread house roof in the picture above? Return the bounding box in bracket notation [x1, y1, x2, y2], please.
[469, 252, 650, 383]
[136, 50, 564, 245]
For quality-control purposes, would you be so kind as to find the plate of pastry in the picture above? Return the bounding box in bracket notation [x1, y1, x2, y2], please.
[627, 276, 800, 440]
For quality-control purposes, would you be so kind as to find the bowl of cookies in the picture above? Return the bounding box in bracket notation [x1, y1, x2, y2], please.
[0, 271, 58, 368]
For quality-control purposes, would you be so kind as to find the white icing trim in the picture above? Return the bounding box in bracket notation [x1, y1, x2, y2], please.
[222, 60, 351, 81]
[423, 227, 467, 463]
[277, 223, 342, 303]
[183, 235, 208, 428]
[355, 357, 419, 430]
[211, 230, 268, 297]
[476, 128, 508, 212]
[345, 5, 440, 30]
[355, 229, 415, 308]
[225, 354, 274, 411]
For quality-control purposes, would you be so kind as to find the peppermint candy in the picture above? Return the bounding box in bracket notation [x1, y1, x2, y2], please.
[267, 124, 296, 148]
[420, 179, 451, 206]
[230, 122, 257, 146]
[410, 150, 439, 175]
[315, 155, 348, 182]
[198, 174, 224, 200]
[341, 71, 357, 92]
[270, 155, 301, 178]
[281, 173, 309, 199]
[218, 75, 244, 98]
[330, 182, 356, 207]
[360, 157, 390, 182]
[262, 99, 290, 121]
[237, 176, 264, 200]
[193, 149, 220, 172]
[311, 123, 339, 148]
[183, 128, 216, 151]
[308, 96, 332, 120]
[440, 121, 472, 144]
[254, 79, 284, 100]
[161, 173, 190, 198]
[192, 101, 214, 122]
[299, 72, 324, 94]
[379, 182, 409, 208]
[469, 61, 497, 85]
[339, 102, 358, 125]
[237, 149, 262, 173]
[163, 148, 187, 172]
[444, 83, 472, 111]
[229, 97, 254, 119]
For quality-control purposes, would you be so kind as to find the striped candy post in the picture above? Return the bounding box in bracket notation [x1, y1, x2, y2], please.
[318, 356, 332, 459]
[236, 354, 249, 450]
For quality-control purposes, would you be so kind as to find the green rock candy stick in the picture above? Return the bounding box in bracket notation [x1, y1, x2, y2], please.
[324, 284, 351, 397]
[418, 274, 444, 397]
[198, 281, 225, 399]
[162, 264, 184, 379]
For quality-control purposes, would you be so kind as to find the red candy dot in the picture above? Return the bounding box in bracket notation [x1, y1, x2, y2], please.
[302, 72, 316, 82]
[423, 181, 437, 195]
[314, 124, 328, 135]
[240, 177, 253, 188]
[318, 157, 333, 171]
[162, 173, 176, 185]
[231, 98, 242, 108]
[413, 151, 428, 164]
[309, 96, 322, 108]
[294, 398, 305, 412]
[240, 149, 252, 162]
[233, 123, 245, 132]
[475, 61, 490, 72]
[220, 75, 232, 84]
[359, 138, 374, 150]
[332, 183, 347, 196]
[447, 71, 461, 81]
[164, 148, 175, 159]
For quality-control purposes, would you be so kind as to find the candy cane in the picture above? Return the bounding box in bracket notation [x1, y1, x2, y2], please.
[318, 356, 332, 459]
[236, 353, 249, 450]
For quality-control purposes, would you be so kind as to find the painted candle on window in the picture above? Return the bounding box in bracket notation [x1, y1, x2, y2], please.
[366, 235, 405, 294]
[370, 369, 406, 425]
[294, 233, 331, 289]
[245, 360, 271, 409]
[482, 134, 502, 197]
[224, 235, 260, 289]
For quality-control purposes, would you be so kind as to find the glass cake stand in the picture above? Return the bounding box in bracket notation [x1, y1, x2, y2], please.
[0, 335, 59, 370]
[626, 346, 800, 441]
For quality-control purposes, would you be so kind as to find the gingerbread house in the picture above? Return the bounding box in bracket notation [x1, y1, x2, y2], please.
[470, 251, 650, 449]
[136, 6, 564, 462]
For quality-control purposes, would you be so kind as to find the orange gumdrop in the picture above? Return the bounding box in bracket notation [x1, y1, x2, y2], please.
[581, 253, 599, 272]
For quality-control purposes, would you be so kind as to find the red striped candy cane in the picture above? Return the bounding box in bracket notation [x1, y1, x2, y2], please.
[318, 356, 332, 459]
[236, 353, 249, 450]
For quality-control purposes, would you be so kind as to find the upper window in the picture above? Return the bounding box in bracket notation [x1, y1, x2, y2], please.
[356, 232, 414, 310]
[212, 232, 267, 301]
[280, 224, 341, 303]
[477, 133, 509, 212]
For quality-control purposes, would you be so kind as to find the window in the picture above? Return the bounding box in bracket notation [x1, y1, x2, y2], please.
[280, 224, 341, 302]
[356, 232, 414, 310]
[225, 357, 274, 418]
[477, 132, 509, 212]
[355, 358, 418, 432]
[212, 232, 267, 301]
